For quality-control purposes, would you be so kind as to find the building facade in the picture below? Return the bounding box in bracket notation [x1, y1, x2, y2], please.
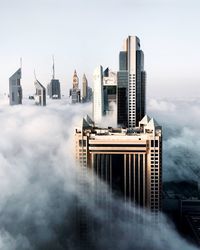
[9, 68, 22, 105]
[75, 115, 162, 215]
[117, 36, 146, 128]
[49, 79, 61, 99]
[93, 66, 117, 124]
[69, 70, 81, 104]
[82, 74, 88, 102]
[34, 79, 46, 106]
[49, 57, 61, 99]
[75, 36, 162, 218]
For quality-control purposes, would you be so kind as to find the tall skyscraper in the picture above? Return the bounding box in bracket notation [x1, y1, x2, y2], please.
[75, 36, 162, 217]
[75, 115, 162, 215]
[9, 68, 22, 105]
[82, 74, 93, 103]
[82, 74, 88, 102]
[69, 70, 81, 104]
[93, 66, 117, 124]
[34, 79, 46, 106]
[117, 36, 146, 128]
[49, 57, 61, 99]
[93, 66, 104, 123]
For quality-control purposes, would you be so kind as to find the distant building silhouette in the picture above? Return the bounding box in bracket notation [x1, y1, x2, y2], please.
[69, 70, 81, 104]
[9, 68, 22, 105]
[49, 56, 61, 99]
[82, 74, 92, 103]
[34, 79, 46, 106]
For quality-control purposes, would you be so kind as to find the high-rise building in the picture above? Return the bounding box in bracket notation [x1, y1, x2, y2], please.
[69, 70, 81, 104]
[81, 74, 93, 103]
[117, 36, 146, 128]
[82, 74, 88, 101]
[75, 115, 162, 215]
[34, 79, 46, 106]
[93, 66, 104, 123]
[93, 66, 117, 124]
[9, 68, 22, 105]
[75, 36, 162, 217]
[49, 57, 61, 99]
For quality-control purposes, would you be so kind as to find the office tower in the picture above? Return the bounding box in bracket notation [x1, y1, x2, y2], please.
[103, 68, 117, 118]
[9, 68, 22, 105]
[82, 74, 88, 102]
[75, 36, 162, 219]
[117, 36, 146, 128]
[93, 66, 117, 124]
[49, 57, 61, 99]
[75, 115, 162, 215]
[81, 74, 93, 103]
[93, 66, 104, 123]
[69, 70, 81, 104]
[34, 79, 46, 106]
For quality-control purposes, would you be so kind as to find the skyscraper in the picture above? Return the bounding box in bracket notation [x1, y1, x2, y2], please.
[49, 57, 61, 99]
[75, 36, 162, 217]
[34, 79, 46, 106]
[93, 66, 117, 124]
[93, 66, 104, 123]
[69, 70, 81, 104]
[9, 68, 22, 105]
[117, 36, 146, 128]
[75, 115, 162, 215]
[82, 74, 88, 103]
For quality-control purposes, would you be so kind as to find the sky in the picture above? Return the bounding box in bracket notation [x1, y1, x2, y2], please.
[1, 0, 200, 97]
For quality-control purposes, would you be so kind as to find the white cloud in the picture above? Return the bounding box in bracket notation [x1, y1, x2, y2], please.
[0, 97, 197, 249]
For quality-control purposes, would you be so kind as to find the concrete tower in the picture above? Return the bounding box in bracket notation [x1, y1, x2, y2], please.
[9, 68, 22, 105]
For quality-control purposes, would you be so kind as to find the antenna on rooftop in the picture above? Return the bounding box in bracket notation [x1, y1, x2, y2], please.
[52, 55, 55, 79]
[34, 69, 37, 81]
[20, 57, 22, 69]
[20, 57, 22, 78]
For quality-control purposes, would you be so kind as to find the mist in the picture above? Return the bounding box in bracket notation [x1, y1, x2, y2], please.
[0, 97, 198, 249]
[148, 97, 200, 182]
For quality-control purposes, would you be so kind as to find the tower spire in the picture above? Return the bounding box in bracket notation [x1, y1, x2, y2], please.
[52, 55, 55, 79]
[34, 69, 37, 81]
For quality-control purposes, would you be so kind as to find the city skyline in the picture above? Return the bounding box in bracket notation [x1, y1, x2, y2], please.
[1, 0, 200, 98]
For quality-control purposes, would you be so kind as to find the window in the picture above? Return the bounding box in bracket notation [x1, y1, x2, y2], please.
[79, 140, 86, 147]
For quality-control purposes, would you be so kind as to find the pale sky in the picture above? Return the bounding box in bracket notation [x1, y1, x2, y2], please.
[1, 0, 200, 98]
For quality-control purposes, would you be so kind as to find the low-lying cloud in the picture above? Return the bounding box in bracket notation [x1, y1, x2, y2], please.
[148, 97, 200, 182]
[0, 97, 198, 249]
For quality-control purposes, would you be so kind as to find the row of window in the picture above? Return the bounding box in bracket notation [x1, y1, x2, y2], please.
[151, 140, 159, 148]
[151, 150, 158, 153]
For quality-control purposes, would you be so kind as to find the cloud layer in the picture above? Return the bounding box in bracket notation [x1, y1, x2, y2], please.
[0, 97, 198, 249]
[148, 97, 200, 182]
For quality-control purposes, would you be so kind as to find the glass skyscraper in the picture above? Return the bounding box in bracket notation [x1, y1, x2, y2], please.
[117, 36, 146, 128]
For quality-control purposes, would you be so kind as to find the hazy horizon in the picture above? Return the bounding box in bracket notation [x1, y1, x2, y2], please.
[1, 0, 200, 98]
